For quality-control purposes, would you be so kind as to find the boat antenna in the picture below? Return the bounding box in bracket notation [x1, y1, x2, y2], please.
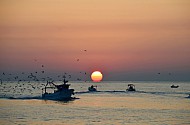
[63, 78, 68, 84]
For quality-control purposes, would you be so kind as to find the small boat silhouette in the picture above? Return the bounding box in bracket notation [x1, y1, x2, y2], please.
[127, 84, 136, 91]
[171, 85, 179, 88]
[88, 85, 97, 92]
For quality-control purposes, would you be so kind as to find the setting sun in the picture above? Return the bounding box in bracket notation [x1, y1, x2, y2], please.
[91, 71, 103, 82]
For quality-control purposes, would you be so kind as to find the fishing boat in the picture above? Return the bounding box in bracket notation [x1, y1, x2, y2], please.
[42, 79, 74, 100]
[171, 85, 179, 88]
[88, 85, 97, 91]
[127, 84, 136, 91]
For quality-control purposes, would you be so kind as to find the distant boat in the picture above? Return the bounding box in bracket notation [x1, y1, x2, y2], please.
[127, 84, 136, 91]
[42, 80, 74, 100]
[88, 85, 97, 92]
[171, 85, 179, 88]
[187, 94, 190, 98]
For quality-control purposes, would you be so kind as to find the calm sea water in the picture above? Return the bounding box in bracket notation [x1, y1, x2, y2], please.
[0, 81, 190, 125]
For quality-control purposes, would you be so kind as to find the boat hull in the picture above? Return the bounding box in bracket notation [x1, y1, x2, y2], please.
[171, 85, 179, 88]
[42, 89, 74, 100]
[127, 89, 136, 91]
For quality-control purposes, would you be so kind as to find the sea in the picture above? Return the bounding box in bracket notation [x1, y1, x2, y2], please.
[0, 81, 190, 125]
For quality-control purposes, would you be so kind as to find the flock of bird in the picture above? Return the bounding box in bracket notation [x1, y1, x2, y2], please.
[0, 68, 87, 98]
[0, 64, 88, 83]
[0, 49, 89, 97]
[0, 81, 45, 97]
[0, 49, 89, 83]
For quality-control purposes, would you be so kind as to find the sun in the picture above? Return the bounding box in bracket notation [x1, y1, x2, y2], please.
[91, 71, 103, 82]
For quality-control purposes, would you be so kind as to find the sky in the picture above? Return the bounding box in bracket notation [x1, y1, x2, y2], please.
[0, 0, 190, 81]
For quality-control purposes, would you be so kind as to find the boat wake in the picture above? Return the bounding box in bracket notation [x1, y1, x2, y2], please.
[75, 90, 189, 98]
[137, 90, 190, 95]
[1, 90, 189, 100]
[75, 90, 127, 94]
[0, 95, 80, 102]
[0, 95, 42, 100]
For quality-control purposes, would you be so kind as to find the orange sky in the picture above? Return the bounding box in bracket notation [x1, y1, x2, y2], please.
[0, 0, 190, 81]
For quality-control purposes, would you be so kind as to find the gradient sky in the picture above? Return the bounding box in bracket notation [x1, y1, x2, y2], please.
[0, 0, 190, 81]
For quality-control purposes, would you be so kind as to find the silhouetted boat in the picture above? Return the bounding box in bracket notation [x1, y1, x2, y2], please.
[171, 85, 179, 88]
[187, 94, 190, 98]
[127, 84, 136, 91]
[42, 79, 74, 100]
[88, 85, 97, 91]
